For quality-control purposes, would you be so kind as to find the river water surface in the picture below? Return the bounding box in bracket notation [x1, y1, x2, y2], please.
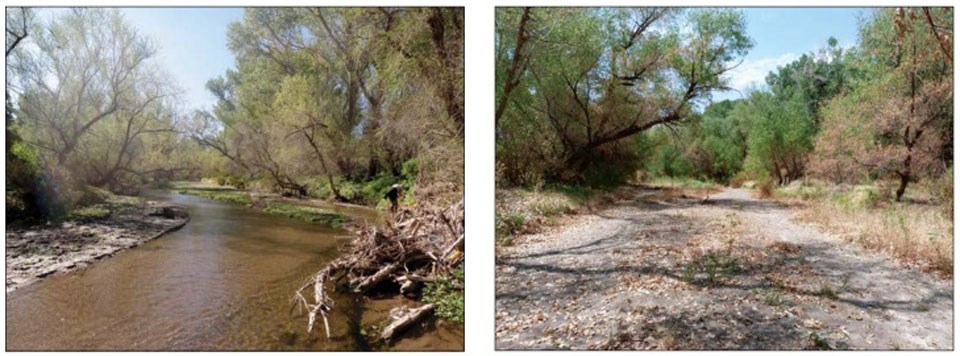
[5, 191, 464, 351]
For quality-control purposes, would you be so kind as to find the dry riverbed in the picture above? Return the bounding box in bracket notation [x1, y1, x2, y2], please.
[5, 200, 188, 293]
[496, 187, 952, 350]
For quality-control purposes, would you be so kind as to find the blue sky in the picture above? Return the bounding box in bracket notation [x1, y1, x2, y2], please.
[32, 7, 871, 110]
[34, 8, 243, 112]
[715, 7, 871, 102]
[121, 8, 243, 112]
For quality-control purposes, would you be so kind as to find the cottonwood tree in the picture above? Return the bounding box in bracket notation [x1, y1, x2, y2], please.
[194, 8, 464, 199]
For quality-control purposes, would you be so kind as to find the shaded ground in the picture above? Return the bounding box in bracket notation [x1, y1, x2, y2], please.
[495, 188, 952, 350]
[5, 201, 188, 293]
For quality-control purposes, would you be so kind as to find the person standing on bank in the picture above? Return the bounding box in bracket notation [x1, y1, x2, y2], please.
[385, 184, 403, 213]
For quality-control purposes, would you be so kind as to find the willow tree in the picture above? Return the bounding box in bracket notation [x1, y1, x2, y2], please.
[495, 8, 752, 185]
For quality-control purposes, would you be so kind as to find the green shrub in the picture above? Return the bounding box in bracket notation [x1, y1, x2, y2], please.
[305, 159, 419, 206]
[422, 266, 464, 323]
[66, 200, 139, 223]
[401, 158, 419, 179]
[681, 250, 741, 285]
[360, 174, 401, 204]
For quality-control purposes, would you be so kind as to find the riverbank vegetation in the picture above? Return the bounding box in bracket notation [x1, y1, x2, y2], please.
[496, 7, 951, 271]
[7, 7, 462, 220]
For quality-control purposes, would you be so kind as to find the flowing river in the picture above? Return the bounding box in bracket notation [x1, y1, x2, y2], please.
[5, 190, 464, 351]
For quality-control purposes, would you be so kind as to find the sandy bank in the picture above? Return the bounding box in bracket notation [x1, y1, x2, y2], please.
[6, 201, 189, 293]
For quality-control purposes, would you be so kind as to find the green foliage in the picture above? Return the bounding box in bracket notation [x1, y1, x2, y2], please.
[809, 8, 952, 199]
[192, 8, 464, 202]
[422, 266, 464, 323]
[742, 91, 817, 185]
[67, 205, 111, 222]
[304, 158, 419, 207]
[262, 203, 348, 228]
[582, 155, 640, 189]
[177, 189, 253, 206]
[496, 8, 753, 187]
[763, 290, 791, 307]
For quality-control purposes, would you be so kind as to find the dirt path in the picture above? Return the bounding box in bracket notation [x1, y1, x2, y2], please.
[495, 187, 952, 350]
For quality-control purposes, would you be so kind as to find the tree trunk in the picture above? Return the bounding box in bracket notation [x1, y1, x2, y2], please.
[495, 8, 532, 128]
[895, 172, 909, 202]
[302, 131, 346, 202]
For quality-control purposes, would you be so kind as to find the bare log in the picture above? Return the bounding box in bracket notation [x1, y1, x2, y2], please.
[355, 262, 401, 293]
[379, 304, 437, 342]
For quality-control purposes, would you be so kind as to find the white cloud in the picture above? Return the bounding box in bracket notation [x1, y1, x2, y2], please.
[722, 52, 800, 95]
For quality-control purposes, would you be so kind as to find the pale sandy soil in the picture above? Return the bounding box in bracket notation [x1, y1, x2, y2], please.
[6, 202, 188, 293]
[495, 188, 952, 350]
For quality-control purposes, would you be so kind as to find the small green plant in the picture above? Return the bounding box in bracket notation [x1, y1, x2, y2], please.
[808, 331, 832, 350]
[422, 266, 464, 323]
[681, 251, 741, 286]
[66, 201, 139, 223]
[177, 189, 253, 206]
[68, 205, 111, 222]
[545, 184, 595, 204]
[263, 204, 348, 228]
[763, 290, 791, 307]
[680, 265, 695, 283]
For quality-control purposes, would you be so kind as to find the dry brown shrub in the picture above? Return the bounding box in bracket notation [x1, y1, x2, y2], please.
[758, 180, 775, 199]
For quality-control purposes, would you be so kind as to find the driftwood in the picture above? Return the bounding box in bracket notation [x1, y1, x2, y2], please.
[379, 304, 437, 342]
[355, 262, 401, 293]
[294, 194, 464, 340]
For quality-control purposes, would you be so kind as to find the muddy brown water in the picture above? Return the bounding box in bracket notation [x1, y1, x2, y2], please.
[5, 191, 464, 351]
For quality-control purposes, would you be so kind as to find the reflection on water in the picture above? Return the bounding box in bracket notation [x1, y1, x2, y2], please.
[5, 191, 463, 351]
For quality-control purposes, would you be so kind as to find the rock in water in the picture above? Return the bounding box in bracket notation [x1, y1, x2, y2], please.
[147, 206, 186, 219]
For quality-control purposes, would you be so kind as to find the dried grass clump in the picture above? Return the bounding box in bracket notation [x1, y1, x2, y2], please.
[794, 194, 952, 277]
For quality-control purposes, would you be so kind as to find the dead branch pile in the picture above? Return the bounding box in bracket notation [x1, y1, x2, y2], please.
[293, 196, 464, 340]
